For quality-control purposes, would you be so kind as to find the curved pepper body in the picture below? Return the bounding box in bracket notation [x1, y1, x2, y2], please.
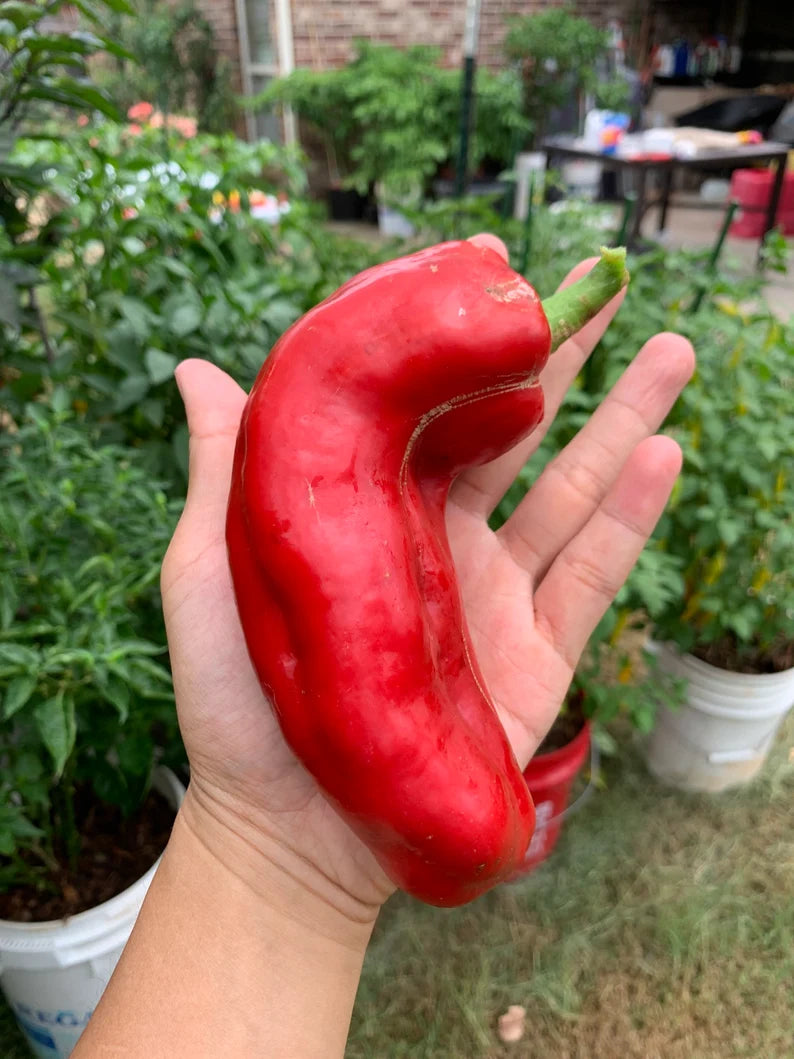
[226, 241, 552, 906]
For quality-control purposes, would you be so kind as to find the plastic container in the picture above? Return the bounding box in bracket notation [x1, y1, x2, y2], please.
[644, 641, 794, 792]
[0, 768, 185, 1058]
[515, 722, 592, 876]
[729, 168, 794, 238]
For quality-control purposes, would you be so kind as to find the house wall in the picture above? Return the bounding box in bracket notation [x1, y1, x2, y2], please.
[197, 0, 722, 84]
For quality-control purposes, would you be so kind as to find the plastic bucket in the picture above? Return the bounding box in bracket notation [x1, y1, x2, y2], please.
[513, 722, 593, 877]
[0, 768, 185, 1058]
[644, 641, 794, 792]
[729, 168, 794, 238]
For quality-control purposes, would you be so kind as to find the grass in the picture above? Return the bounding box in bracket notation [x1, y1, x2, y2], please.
[347, 713, 794, 1059]
[2, 715, 793, 1058]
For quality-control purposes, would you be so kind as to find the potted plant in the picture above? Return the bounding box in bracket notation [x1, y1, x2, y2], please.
[252, 65, 367, 220]
[635, 302, 794, 791]
[503, 7, 621, 148]
[0, 403, 186, 1056]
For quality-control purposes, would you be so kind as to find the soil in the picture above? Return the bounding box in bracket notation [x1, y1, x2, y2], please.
[692, 635, 794, 675]
[0, 787, 176, 923]
[536, 688, 587, 754]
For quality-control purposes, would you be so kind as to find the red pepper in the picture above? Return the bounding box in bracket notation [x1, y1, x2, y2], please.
[226, 241, 628, 906]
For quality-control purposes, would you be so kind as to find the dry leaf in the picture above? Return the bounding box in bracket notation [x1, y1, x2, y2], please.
[497, 1004, 526, 1043]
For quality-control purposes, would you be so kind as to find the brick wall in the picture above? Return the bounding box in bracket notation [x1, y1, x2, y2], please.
[207, 0, 720, 86]
[194, 0, 244, 92]
[287, 0, 627, 71]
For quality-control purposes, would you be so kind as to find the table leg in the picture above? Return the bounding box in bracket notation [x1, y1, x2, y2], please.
[758, 155, 787, 268]
[657, 166, 674, 232]
[629, 167, 648, 245]
[765, 155, 786, 237]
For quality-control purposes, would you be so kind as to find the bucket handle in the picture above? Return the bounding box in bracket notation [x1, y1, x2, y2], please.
[535, 736, 601, 832]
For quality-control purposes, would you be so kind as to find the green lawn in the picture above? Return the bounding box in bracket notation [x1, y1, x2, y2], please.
[2, 714, 793, 1058]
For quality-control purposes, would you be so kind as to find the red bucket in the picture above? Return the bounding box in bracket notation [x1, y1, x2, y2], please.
[515, 722, 593, 876]
[729, 168, 794, 238]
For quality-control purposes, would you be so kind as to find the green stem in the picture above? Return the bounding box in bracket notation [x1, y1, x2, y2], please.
[541, 246, 630, 352]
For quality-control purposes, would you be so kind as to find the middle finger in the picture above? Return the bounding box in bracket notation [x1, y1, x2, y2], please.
[498, 331, 694, 582]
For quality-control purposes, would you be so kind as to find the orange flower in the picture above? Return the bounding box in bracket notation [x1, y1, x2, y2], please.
[228, 189, 241, 213]
[127, 101, 154, 121]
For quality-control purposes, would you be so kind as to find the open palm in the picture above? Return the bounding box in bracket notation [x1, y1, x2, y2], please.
[161, 238, 693, 911]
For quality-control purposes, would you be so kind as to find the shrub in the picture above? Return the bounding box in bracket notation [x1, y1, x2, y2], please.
[0, 401, 184, 895]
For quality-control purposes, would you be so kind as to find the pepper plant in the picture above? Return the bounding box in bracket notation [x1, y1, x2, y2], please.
[3, 121, 387, 486]
[0, 401, 184, 896]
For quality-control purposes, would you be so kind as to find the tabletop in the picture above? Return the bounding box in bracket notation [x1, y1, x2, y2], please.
[542, 135, 790, 170]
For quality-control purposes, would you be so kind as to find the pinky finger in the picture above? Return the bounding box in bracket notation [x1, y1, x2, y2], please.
[533, 435, 683, 673]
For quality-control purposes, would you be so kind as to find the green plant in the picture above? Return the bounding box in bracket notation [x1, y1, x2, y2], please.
[3, 121, 386, 485]
[94, 0, 238, 134]
[254, 65, 361, 188]
[257, 42, 529, 199]
[0, 0, 128, 333]
[0, 400, 184, 896]
[504, 7, 615, 146]
[645, 305, 794, 671]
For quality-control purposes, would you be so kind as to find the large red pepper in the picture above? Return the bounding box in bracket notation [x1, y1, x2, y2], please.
[226, 242, 628, 906]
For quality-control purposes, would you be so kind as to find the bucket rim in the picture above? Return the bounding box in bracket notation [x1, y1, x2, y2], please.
[0, 767, 184, 952]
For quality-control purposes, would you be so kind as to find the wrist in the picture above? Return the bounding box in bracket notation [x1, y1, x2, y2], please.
[176, 778, 382, 952]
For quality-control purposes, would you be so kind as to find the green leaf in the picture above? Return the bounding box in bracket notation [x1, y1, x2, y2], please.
[19, 80, 120, 121]
[113, 372, 150, 412]
[0, 574, 19, 629]
[3, 674, 37, 719]
[144, 348, 178, 385]
[34, 693, 75, 776]
[0, 643, 41, 667]
[0, 1, 44, 30]
[51, 385, 70, 413]
[117, 733, 154, 776]
[169, 301, 202, 338]
[118, 296, 158, 340]
[139, 397, 165, 428]
[97, 672, 130, 721]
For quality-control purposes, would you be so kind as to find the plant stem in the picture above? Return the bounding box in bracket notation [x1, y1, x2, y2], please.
[541, 246, 629, 352]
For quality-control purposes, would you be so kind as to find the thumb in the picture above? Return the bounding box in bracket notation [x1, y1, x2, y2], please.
[174, 358, 248, 520]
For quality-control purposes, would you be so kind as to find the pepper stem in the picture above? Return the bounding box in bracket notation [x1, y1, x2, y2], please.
[541, 246, 630, 352]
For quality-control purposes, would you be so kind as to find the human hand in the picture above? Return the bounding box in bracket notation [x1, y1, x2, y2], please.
[160, 236, 693, 925]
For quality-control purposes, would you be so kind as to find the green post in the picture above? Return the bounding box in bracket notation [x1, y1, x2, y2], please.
[454, 0, 482, 199]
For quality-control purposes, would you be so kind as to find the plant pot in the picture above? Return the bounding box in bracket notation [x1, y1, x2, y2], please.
[326, 187, 367, 222]
[0, 767, 185, 1059]
[374, 181, 417, 238]
[376, 202, 416, 238]
[644, 640, 794, 792]
[512, 721, 593, 877]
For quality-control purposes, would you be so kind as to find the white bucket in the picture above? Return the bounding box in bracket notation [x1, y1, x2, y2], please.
[513, 151, 546, 220]
[644, 641, 794, 792]
[0, 767, 185, 1058]
[377, 203, 416, 238]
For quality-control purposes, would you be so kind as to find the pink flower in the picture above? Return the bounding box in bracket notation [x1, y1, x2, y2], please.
[126, 123, 143, 136]
[167, 114, 198, 138]
[127, 101, 154, 122]
[77, 114, 89, 127]
[149, 111, 164, 129]
[122, 206, 138, 220]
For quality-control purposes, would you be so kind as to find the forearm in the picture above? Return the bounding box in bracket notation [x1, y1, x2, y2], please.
[74, 791, 376, 1058]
